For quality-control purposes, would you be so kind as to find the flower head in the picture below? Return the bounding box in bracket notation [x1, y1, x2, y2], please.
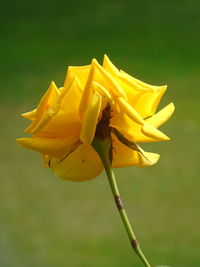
[17, 55, 174, 181]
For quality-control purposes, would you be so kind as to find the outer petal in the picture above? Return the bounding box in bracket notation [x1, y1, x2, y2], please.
[16, 135, 80, 158]
[134, 85, 167, 118]
[21, 109, 37, 121]
[117, 96, 144, 124]
[25, 81, 61, 134]
[111, 103, 174, 143]
[103, 55, 149, 106]
[103, 54, 119, 76]
[111, 135, 160, 168]
[64, 64, 91, 90]
[142, 123, 169, 141]
[41, 153, 51, 168]
[117, 74, 148, 106]
[120, 70, 167, 118]
[36, 78, 82, 138]
[114, 98, 169, 142]
[103, 55, 167, 118]
[146, 103, 175, 128]
[50, 144, 103, 182]
[120, 69, 165, 91]
[80, 91, 102, 144]
[110, 111, 169, 143]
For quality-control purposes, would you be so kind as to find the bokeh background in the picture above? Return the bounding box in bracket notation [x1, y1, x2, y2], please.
[1, 0, 199, 266]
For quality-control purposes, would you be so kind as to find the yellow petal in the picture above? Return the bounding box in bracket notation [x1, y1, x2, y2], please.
[93, 59, 127, 100]
[120, 69, 166, 91]
[103, 55, 148, 106]
[36, 78, 82, 138]
[92, 81, 113, 104]
[16, 135, 80, 158]
[116, 97, 169, 141]
[25, 81, 60, 134]
[118, 70, 167, 117]
[103, 54, 144, 98]
[79, 61, 95, 117]
[102, 54, 119, 76]
[64, 64, 91, 90]
[21, 109, 37, 121]
[110, 111, 169, 143]
[60, 75, 75, 98]
[142, 124, 169, 141]
[118, 72, 150, 93]
[80, 91, 102, 144]
[137, 149, 160, 167]
[111, 136, 160, 168]
[117, 97, 144, 124]
[146, 103, 175, 128]
[134, 85, 167, 118]
[41, 153, 50, 168]
[50, 144, 103, 182]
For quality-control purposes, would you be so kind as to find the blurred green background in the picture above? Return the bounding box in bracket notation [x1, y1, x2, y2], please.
[0, 0, 199, 266]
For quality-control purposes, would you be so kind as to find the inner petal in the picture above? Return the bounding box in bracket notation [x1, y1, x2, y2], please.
[80, 90, 102, 144]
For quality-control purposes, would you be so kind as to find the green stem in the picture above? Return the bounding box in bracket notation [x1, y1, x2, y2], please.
[93, 138, 151, 267]
[104, 162, 151, 267]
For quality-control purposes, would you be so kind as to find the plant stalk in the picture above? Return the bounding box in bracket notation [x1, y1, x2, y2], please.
[93, 137, 151, 267]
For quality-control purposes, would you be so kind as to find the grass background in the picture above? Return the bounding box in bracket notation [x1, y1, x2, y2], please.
[0, 0, 200, 266]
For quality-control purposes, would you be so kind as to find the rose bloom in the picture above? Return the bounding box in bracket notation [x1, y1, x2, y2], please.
[17, 55, 174, 182]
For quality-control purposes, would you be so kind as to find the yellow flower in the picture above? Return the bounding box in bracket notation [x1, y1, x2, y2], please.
[17, 55, 175, 182]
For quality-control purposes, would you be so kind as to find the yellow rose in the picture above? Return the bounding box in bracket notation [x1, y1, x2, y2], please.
[17, 55, 174, 182]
